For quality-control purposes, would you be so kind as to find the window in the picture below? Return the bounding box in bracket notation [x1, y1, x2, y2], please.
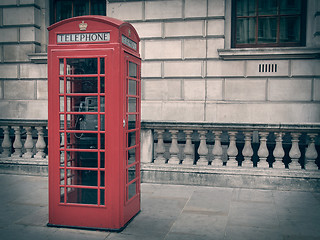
[232, 0, 306, 48]
[51, 0, 106, 24]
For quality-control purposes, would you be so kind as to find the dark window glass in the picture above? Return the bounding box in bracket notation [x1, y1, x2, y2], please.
[232, 0, 306, 48]
[52, 0, 106, 24]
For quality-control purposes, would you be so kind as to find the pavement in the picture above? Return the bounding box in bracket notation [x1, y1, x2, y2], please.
[0, 174, 320, 240]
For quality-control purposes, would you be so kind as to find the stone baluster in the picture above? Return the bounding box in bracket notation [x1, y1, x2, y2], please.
[212, 131, 223, 167]
[273, 132, 285, 169]
[241, 132, 253, 168]
[197, 130, 208, 166]
[154, 129, 166, 164]
[227, 131, 238, 167]
[257, 132, 269, 168]
[1, 126, 12, 157]
[22, 127, 34, 158]
[34, 126, 46, 159]
[305, 133, 318, 170]
[289, 133, 301, 170]
[168, 130, 180, 164]
[183, 130, 194, 165]
[12, 126, 23, 158]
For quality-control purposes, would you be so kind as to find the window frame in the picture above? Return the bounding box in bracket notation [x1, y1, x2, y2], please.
[50, 0, 106, 25]
[231, 0, 307, 48]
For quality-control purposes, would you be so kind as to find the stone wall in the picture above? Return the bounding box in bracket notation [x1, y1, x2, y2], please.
[0, 0, 48, 120]
[108, 0, 320, 124]
[0, 0, 319, 124]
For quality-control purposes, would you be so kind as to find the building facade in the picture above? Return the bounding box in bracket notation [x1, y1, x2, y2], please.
[0, 0, 319, 189]
[0, 0, 320, 123]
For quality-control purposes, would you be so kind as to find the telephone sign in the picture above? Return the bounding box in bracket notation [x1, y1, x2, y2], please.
[47, 16, 141, 231]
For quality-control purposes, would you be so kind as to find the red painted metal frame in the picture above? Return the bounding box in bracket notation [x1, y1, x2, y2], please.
[48, 16, 140, 231]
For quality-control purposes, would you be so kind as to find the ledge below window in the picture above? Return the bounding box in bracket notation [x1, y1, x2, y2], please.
[218, 47, 320, 60]
[28, 53, 48, 64]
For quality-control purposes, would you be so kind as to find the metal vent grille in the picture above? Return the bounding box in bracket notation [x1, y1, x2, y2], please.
[259, 64, 277, 73]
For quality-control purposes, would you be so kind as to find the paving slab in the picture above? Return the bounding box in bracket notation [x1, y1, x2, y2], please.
[0, 174, 320, 240]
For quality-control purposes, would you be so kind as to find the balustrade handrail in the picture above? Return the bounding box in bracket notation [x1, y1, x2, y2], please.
[141, 120, 320, 132]
[0, 119, 47, 127]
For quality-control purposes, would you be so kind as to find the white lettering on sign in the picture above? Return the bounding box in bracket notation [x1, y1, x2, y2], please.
[57, 32, 110, 43]
[121, 35, 137, 50]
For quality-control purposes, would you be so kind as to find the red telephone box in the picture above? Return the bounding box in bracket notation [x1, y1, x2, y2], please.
[47, 16, 141, 231]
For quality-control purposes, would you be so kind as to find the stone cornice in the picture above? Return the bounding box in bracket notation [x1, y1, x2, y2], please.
[218, 47, 320, 60]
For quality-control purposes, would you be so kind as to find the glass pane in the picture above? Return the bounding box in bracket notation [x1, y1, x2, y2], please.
[100, 77, 105, 93]
[66, 58, 98, 75]
[128, 147, 136, 165]
[100, 133, 105, 149]
[66, 77, 98, 94]
[66, 96, 98, 112]
[60, 187, 65, 203]
[100, 152, 105, 168]
[59, 96, 64, 112]
[66, 133, 98, 149]
[100, 189, 105, 205]
[101, 171, 105, 187]
[74, 1, 89, 17]
[128, 97, 137, 112]
[56, 0, 72, 22]
[100, 58, 105, 74]
[67, 188, 97, 205]
[280, 0, 301, 14]
[128, 182, 136, 200]
[60, 151, 65, 166]
[128, 164, 136, 183]
[128, 115, 136, 130]
[128, 80, 137, 95]
[91, 0, 106, 15]
[60, 169, 65, 185]
[237, 18, 256, 44]
[100, 114, 105, 131]
[128, 131, 136, 147]
[67, 151, 98, 168]
[59, 59, 64, 75]
[65, 170, 98, 186]
[100, 97, 105, 112]
[280, 16, 300, 42]
[258, 0, 277, 15]
[258, 17, 277, 43]
[129, 62, 137, 78]
[59, 77, 64, 94]
[236, 0, 256, 16]
[62, 114, 98, 131]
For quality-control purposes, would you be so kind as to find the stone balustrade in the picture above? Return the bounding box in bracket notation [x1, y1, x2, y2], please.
[1, 120, 319, 184]
[0, 120, 48, 169]
[141, 122, 320, 171]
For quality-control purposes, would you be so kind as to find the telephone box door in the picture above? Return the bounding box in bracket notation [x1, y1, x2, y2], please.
[123, 53, 141, 223]
[49, 49, 123, 229]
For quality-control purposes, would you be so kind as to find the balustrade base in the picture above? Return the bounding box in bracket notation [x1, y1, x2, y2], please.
[0, 158, 48, 176]
[0, 157, 319, 192]
[141, 163, 320, 192]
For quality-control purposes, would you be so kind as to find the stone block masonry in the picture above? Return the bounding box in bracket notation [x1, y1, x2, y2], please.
[106, 0, 320, 124]
[0, 0, 47, 120]
[0, 0, 319, 124]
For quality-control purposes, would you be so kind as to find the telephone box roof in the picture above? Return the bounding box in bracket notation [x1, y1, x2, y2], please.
[47, 15, 140, 41]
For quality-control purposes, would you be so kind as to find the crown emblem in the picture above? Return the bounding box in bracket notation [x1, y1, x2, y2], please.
[128, 29, 131, 37]
[79, 21, 87, 31]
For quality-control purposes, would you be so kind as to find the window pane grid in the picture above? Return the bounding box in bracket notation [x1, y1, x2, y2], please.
[53, 0, 106, 23]
[59, 56, 106, 207]
[233, 0, 305, 47]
